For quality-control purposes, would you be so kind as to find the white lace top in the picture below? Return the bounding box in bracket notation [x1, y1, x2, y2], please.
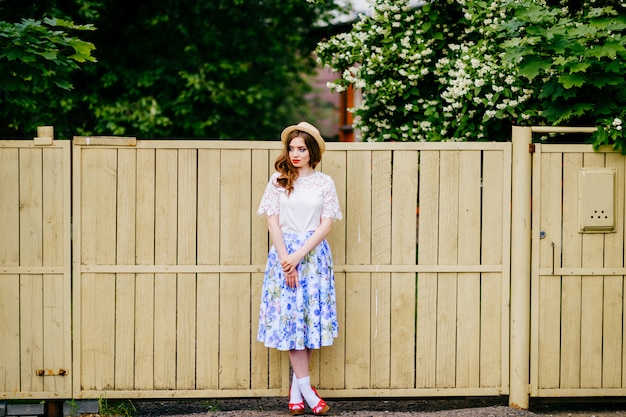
[257, 171, 343, 234]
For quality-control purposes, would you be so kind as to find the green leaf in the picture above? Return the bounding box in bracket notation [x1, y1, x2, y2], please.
[69, 40, 97, 62]
[558, 73, 586, 88]
[586, 41, 624, 59]
[518, 56, 551, 80]
[39, 51, 58, 60]
[54, 79, 73, 90]
[567, 61, 590, 73]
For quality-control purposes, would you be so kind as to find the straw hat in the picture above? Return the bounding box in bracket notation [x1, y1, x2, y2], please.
[281, 121, 326, 154]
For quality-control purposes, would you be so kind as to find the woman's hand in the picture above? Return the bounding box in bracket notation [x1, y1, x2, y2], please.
[281, 252, 301, 274]
[284, 268, 299, 288]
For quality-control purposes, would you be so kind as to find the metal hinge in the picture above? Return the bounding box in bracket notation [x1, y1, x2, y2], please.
[529, 143, 536, 153]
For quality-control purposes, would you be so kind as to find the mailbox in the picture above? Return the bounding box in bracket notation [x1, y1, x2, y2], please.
[578, 168, 616, 233]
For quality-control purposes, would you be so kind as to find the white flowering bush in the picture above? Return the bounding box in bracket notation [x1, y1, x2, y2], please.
[316, 0, 535, 142]
[316, 0, 626, 151]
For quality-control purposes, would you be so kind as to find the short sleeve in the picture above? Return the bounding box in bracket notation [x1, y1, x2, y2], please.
[257, 173, 281, 217]
[321, 177, 343, 221]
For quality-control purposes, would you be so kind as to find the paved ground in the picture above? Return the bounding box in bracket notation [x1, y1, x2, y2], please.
[133, 397, 626, 417]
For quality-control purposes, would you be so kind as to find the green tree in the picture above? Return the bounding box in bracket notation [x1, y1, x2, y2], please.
[316, 0, 626, 151]
[500, 0, 626, 150]
[1, 0, 343, 139]
[0, 16, 96, 137]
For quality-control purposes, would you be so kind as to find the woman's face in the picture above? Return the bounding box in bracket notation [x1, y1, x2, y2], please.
[288, 136, 310, 169]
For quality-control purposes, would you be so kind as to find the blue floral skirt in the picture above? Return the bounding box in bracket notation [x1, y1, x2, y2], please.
[257, 231, 338, 351]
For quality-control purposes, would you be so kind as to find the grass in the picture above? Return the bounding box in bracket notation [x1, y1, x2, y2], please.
[98, 397, 136, 417]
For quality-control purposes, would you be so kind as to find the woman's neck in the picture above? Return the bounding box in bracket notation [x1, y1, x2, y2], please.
[297, 166, 315, 178]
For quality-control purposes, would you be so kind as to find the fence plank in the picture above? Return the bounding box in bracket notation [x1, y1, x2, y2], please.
[153, 149, 178, 389]
[198, 149, 221, 264]
[0, 148, 19, 266]
[390, 151, 418, 388]
[115, 149, 136, 390]
[177, 150, 198, 389]
[42, 274, 68, 393]
[436, 151, 459, 388]
[196, 148, 222, 389]
[480, 150, 505, 388]
[344, 149, 372, 388]
[177, 273, 197, 389]
[346, 150, 371, 264]
[538, 152, 562, 389]
[560, 152, 583, 389]
[196, 273, 219, 389]
[219, 273, 251, 389]
[0, 148, 20, 392]
[81, 273, 116, 390]
[370, 150, 392, 389]
[220, 149, 251, 265]
[416, 150, 439, 388]
[20, 149, 43, 266]
[136, 149, 156, 265]
[456, 151, 481, 388]
[81, 149, 117, 265]
[42, 148, 65, 266]
[602, 153, 625, 388]
[19, 275, 43, 392]
[154, 273, 177, 389]
[116, 149, 137, 265]
[345, 272, 371, 388]
[135, 149, 156, 389]
[579, 153, 606, 388]
[115, 274, 135, 390]
[0, 274, 20, 391]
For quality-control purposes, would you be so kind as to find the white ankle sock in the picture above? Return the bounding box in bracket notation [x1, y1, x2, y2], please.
[296, 376, 320, 408]
[290, 373, 303, 404]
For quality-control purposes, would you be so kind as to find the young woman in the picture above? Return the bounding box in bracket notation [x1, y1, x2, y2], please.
[257, 122, 342, 415]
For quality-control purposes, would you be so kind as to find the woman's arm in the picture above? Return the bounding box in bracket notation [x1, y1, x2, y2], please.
[280, 217, 333, 274]
[267, 214, 288, 260]
[267, 214, 299, 288]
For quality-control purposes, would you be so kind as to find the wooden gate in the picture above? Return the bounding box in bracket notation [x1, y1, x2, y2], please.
[0, 140, 72, 399]
[71, 139, 511, 399]
[531, 142, 626, 396]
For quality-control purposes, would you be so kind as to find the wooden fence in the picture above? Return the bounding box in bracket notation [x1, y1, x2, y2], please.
[4, 133, 626, 404]
[0, 140, 72, 398]
[532, 142, 626, 397]
[70, 139, 511, 399]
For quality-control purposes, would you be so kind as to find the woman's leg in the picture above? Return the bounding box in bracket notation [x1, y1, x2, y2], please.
[289, 349, 329, 414]
[289, 349, 310, 378]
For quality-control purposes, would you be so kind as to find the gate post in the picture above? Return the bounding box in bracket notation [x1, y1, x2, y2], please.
[509, 126, 532, 409]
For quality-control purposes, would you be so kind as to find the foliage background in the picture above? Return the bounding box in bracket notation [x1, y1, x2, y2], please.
[0, 0, 342, 139]
[3, 0, 626, 148]
[316, 0, 626, 150]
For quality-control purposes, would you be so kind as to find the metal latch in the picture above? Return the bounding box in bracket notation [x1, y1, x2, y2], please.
[36, 369, 69, 376]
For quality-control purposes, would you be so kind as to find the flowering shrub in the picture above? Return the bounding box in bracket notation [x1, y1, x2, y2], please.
[316, 0, 626, 151]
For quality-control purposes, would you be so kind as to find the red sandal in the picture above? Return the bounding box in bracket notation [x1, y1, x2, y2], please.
[311, 399, 329, 415]
[288, 402, 305, 416]
[311, 387, 330, 415]
[288, 387, 305, 415]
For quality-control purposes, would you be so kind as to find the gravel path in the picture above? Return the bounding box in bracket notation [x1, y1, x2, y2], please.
[133, 397, 626, 417]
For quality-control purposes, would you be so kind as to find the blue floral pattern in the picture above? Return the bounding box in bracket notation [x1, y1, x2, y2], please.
[257, 231, 338, 351]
